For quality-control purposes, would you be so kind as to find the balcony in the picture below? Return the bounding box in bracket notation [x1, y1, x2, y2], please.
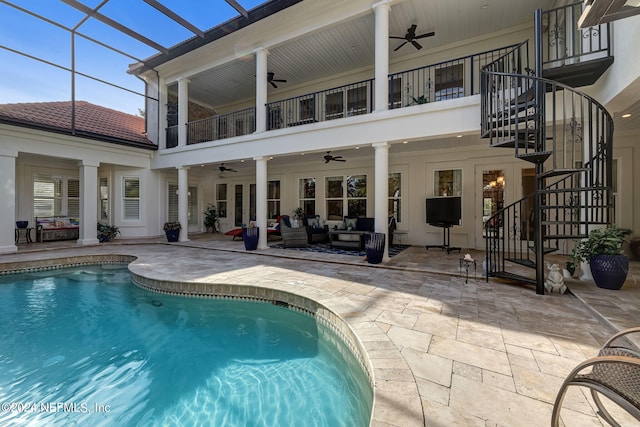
[165, 43, 524, 149]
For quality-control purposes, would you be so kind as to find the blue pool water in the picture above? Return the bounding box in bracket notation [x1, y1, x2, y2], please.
[0, 265, 372, 426]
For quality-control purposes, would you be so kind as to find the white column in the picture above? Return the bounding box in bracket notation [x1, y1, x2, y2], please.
[178, 77, 189, 147]
[373, 141, 390, 260]
[255, 156, 268, 249]
[0, 150, 18, 253]
[77, 160, 100, 245]
[373, 1, 390, 112]
[178, 166, 190, 242]
[255, 48, 269, 133]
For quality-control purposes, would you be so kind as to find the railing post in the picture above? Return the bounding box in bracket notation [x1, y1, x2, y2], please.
[534, 8, 546, 295]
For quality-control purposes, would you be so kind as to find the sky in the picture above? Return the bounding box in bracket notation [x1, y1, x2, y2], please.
[0, 0, 268, 115]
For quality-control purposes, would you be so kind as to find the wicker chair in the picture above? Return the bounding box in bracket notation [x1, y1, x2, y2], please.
[552, 326, 640, 426]
[279, 216, 308, 248]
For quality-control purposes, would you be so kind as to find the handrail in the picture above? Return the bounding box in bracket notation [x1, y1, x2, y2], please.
[481, 43, 614, 289]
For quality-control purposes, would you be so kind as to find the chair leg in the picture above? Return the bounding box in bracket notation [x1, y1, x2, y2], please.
[591, 389, 623, 427]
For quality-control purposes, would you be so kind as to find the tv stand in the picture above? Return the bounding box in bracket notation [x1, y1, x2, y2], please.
[426, 223, 461, 254]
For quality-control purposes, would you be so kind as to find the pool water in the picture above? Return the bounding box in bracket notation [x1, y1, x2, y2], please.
[0, 265, 372, 426]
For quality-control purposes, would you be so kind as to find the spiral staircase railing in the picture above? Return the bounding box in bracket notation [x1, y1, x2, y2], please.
[480, 39, 614, 293]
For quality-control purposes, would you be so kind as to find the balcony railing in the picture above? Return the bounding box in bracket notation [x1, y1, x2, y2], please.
[542, 1, 610, 69]
[187, 107, 256, 145]
[266, 80, 374, 130]
[175, 43, 523, 147]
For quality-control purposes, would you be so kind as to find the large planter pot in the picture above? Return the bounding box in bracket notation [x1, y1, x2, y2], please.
[165, 229, 180, 242]
[364, 232, 385, 264]
[590, 254, 629, 290]
[242, 227, 259, 250]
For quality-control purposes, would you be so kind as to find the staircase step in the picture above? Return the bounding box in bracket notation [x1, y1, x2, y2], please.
[516, 151, 552, 163]
[490, 138, 538, 149]
[538, 168, 588, 179]
[527, 246, 558, 255]
[492, 271, 537, 285]
[504, 257, 536, 268]
[544, 234, 588, 240]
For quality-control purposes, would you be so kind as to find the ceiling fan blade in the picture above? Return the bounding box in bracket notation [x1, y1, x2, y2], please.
[273, 79, 287, 83]
[411, 40, 423, 50]
[389, 36, 406, 40]
[335, 159, 346, 162]
[394, 41, 408, 51]
[415, 31, 435, 39]
[269, 81, 277, 88]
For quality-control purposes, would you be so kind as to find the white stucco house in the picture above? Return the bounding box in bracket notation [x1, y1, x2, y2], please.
[2, 0, 639, 290]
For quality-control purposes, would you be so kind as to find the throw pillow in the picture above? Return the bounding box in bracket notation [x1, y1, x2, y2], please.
[345, 217, 358, 231]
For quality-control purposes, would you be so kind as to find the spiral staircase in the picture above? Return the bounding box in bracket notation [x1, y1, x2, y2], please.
[480, 7, 615, 294]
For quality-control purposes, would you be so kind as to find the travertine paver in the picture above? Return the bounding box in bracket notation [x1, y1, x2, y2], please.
[2, 238, 639, 426]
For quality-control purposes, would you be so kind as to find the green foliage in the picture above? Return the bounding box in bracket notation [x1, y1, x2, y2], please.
[97, 223, 120, 241]
[203, 204, 218, 227]
[163, 222, 182, 231]
[574, 225, 631, 262]
[293, 207, 304, 220]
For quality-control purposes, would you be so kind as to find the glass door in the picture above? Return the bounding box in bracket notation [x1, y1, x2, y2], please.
[234, 184, 243, 227]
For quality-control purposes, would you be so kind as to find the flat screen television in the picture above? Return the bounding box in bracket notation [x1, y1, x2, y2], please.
[426, 196, 462, 226]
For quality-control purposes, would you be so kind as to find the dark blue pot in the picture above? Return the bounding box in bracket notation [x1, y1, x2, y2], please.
[364, 232, 385, 264]
[590, 255, 628, 290]
[242, 227, 259, 250]
[16, 221, 28, 229]
[165, 229, 180, 242]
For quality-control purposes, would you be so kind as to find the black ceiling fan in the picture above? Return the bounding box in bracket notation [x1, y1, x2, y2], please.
[324, 151, 346, 163]
[390, 24, 435, 51]
[218, 163, 237, 173]
[267, 72, 287, 88]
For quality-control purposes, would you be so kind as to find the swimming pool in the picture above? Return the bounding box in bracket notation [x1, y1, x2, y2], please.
[0, 264, 373, 426]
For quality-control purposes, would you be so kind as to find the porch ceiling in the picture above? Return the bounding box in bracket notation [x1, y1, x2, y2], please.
[183, 0, 555, 107]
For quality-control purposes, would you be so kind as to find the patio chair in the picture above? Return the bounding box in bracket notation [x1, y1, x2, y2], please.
[279, 215, 308, 248]
[551, 326, 640, 427]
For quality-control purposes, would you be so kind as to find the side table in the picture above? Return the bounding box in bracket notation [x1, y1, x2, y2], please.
[459, 257, 477, 284]
[15, 227, 34, 244]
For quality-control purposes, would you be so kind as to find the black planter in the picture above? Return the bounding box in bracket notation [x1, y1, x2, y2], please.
[242, 227, 259, 250]
[165, 229, 180, 242]
[590, 254, 629, 290]
[364, 232, 385, 264]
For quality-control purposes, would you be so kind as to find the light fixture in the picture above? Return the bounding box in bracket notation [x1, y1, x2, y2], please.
[622, 113, 631, 118]
[456, 135, 463, 138]
[403, 140, 408, 144]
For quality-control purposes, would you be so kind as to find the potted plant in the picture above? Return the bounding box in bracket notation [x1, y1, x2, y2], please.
[203, 204, 218, 233]
[97, 223, 120, 242]
[292, 207, 304, 228]
[574, 225, 631, 290]
[163, 222, 182, 242]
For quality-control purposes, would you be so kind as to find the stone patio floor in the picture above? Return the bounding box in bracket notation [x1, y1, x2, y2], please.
[2, 233, 639, 426]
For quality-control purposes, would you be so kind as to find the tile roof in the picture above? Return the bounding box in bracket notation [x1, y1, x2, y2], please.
[0, 101, 154, 148]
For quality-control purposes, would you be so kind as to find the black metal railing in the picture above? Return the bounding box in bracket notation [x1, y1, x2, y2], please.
[186, 107, 256, 145]
[390, 43, 525, 109]
[266, 80, 373, 130]
[481, 40, 614, 291]
[542, 2, 610, 69]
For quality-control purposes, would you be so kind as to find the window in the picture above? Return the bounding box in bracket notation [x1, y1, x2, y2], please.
[168, 184, 198, 225]
[33, 174, 62, 217]
[299, 178, 316, 216]
[267, 180, 280, 219]
[250, 184, 256, 222]
[325, 91, 344, 120]
[434, 169, 462, 197]
[67, 178, 80, 217]
[123, 177, 140, 220]
[99, 177, 109, 220]
[389, 77, 402, 109]
[299, 98, 314, 122]
[347, 175, 367, 217]
[434, 63, 464, 100]
[216, 184, 227, 218]
[325, 175, 367, 220]
[325, 176, 344, 220]
[388, 172, 402, 222]
[347, 85, 367, 116]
